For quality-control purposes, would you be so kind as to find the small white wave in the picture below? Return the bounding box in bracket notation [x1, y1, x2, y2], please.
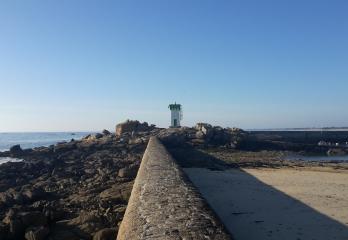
[0, 157, 23, 165]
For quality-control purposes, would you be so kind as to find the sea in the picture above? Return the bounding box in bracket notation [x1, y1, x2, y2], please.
[0, 132, 91, 164]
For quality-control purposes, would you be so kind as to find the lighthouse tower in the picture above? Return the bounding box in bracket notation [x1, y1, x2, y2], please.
[168, 102, 182, 128]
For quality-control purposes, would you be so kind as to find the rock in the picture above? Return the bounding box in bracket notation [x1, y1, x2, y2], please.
[67, 211, 104, 237]
[10, 144, 23, 155]
[49, 220, 83, 240]
[24, 226, 49, 240]
[19, 211, 47, 227]
[115, 120, 152, 136]
[118, 165, 138, 179]
[83, 133, 104, 141]
[128, 137, 144, 145]
[194, 123, 216, 141]
[195, 131, 205, 139]
[93, 228, 117, 240]
[99, 182, 134, 203]
[229, 142, 236, 149]
[54, 142, 76, 153]
[13, 192, 25, 204]
[0, 192, 14, 207]
[69, 211, 101, 225]
[95, 133, 104, 139]
[8, 219, 25, 239]
[210, 126, 228, 144]
[195, 123, 212, 134]
[21, 187, 46, 202]
[0, 222, 8, 240]
[327, 148, 346, 156]
[102, 129, 111, 135]
[157, 128, 187, 146]
[82, 134, 91, 140]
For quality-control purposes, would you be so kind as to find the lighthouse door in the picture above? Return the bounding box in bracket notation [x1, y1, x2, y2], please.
[174, 119, 177, 127]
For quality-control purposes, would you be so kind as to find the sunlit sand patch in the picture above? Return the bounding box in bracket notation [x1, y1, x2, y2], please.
[184, 167, 348, 240]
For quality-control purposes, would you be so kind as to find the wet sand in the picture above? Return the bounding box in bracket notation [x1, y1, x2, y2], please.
[184, 167, 348, 240]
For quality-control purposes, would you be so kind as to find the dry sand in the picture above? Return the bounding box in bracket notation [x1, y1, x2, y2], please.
[184, 167, 348, 240]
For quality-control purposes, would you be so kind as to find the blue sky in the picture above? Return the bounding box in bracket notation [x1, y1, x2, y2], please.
[0, 0, 347, 131]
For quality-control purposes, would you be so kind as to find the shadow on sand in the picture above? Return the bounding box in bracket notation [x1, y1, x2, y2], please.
[167, 145, 348, 240]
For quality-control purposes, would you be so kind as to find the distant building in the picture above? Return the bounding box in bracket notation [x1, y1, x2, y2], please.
[168, 102, 182, 127]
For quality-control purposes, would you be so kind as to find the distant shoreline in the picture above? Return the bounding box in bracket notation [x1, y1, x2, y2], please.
[0, 132, 92, 152]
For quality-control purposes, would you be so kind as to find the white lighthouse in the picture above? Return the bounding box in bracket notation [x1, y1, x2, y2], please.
[168, 102, 182, 128]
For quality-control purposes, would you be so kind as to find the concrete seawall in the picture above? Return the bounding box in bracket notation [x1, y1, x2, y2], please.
[117, 137, 231, 240]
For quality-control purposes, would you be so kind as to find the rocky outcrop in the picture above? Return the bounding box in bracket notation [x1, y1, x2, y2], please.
[158, 123, 248, 148]
[0, 121, 246, 239]
[9, 144, 23, 156]
[117, 137, 231, 240]
[0, 128, 153, 240]
[115, 120, 155, 136]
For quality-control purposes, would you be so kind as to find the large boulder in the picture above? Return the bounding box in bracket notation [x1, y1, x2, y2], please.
[10, 144, 23, 155]
[195, 123, 214, 140]
[117, 165, 138, 179]
[157, 128, 187, 146]
[115, 120, 153, 136]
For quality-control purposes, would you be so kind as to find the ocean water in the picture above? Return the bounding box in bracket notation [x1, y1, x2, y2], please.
[0, 132, 91, 152]
[0, 157, 23, 165]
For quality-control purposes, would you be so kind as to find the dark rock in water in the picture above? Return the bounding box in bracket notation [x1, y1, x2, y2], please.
[24, 226, 49, 240]
[327, 148, 347, 156]
[93, 228, 117, 240]
[102, 129, 111, 135]
[95, 133, 104, 139]
[82, 134, 91, 140]
[10, 144, 23, 155]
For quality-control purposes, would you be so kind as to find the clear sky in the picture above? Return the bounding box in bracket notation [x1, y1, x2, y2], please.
[0, 0, 347, 131]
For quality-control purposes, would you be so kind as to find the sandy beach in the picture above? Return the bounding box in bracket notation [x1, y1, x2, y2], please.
[184, 167, 348, 240]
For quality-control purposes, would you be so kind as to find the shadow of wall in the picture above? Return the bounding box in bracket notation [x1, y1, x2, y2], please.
[166, 144, 348, 240]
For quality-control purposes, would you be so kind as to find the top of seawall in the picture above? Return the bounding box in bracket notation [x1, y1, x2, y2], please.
[117, 136, 231, 240]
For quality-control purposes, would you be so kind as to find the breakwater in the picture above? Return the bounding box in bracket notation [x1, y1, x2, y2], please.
[249, 130, 348, 144]
[117, 136, 231, 239]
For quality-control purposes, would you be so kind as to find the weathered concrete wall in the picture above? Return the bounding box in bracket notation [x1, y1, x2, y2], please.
[117, 137, 231, 240]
